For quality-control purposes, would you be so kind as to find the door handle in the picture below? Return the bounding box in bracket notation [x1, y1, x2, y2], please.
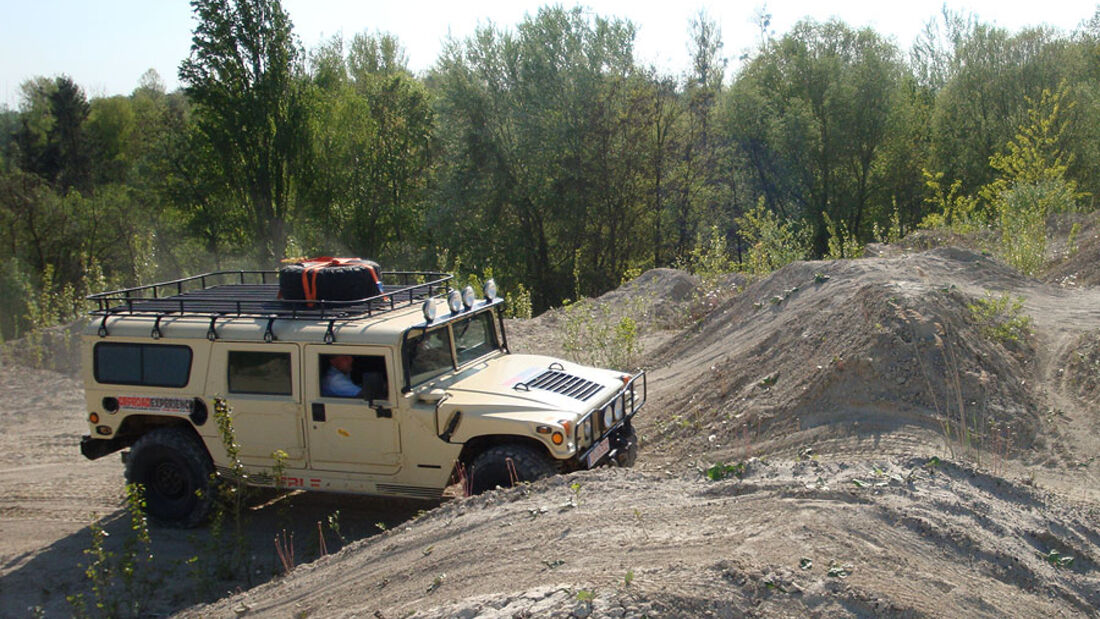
[311, 402, 326, 422]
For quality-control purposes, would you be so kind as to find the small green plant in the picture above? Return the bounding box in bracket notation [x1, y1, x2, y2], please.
[736, 197, 809, 276]
[576, 589, 596, 603]
[704, 462, 746, 481]
[623, 569, 635, 587]
[1040, 549, 1074, 568]
[68, 516, 114, 617]
[327, 510, 346, 546]
[967, 292, 1033, 343]
[919, 169, 983, 232]
[117, 484, 157, 615]
[505, 282, 533, 319]
[426, 573, 446, 593]
[1066, 223, 1081, 257]
[68, 484, 159, 618]
[799, 557, 813, 570]
[826, 560, 853, 578]
[823, 212, 864, 259]
[872, 205, 903, 244]
[569, 481, 583, 506]
[209, 397, 253, 583]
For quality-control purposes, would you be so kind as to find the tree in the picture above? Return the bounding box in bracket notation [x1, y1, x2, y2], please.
[726, 20, 910, 254]
[431, 7, 655, 308]
[300, 32, 434, 263]
[179, 0, 309, 263]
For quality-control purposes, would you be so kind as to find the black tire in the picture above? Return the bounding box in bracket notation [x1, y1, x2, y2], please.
[125, 427, 214, 528]
[279, 260, 382, 301]
[612, 424, 638, 468]
[469, 444, 555, 494]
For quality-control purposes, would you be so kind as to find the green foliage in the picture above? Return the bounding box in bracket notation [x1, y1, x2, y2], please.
[872, 206, 903, 244]
[5, 8, 1100, 343]
[1040, 549, 1075, 568]
[735, 198, 809, 275]
[980, 86, 1083, 274]
[729, 20, 912, 257]
[704, 461, 746, 481]
[918, 169, 983, 232]
[562, 299, 643, 371]
[505, 283, 533, 320]
[980, 85, 1085, 206]
[687, 225, 735, 287]
[68, 485, 158, 618]
[179, 0, 309, 263]
[210, 397, 252, 582]
[968, 292, 1033, 343]
[823, 212, 864, 259]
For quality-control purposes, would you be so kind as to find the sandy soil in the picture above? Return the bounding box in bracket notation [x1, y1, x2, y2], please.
[1, 235, 1098, 618]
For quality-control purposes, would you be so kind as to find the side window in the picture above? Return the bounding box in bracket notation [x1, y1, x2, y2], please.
[319, 354, 389, 399]
[228, 351, 292, 395]
[94, 343, 191, 388]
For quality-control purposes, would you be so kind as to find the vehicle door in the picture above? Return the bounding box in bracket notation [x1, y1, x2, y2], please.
[304, 345, 401, 474]
[208, 343, 306, 468]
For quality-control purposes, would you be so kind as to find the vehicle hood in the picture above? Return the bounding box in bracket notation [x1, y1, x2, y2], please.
[431, 353, 628, 418]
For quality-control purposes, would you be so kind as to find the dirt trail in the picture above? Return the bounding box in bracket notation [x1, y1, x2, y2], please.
[1, 243, 1099, 618]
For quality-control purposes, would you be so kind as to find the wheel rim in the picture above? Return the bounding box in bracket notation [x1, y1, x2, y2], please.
[151, 460, 188, 500]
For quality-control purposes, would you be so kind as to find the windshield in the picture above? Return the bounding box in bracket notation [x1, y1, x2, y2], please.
[404, 310, 502, 388]
[454, 311, 499, 365]
[405, 328, 452, 386]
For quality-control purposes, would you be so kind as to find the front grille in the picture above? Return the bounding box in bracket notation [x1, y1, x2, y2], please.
[525, 370, 604, 402]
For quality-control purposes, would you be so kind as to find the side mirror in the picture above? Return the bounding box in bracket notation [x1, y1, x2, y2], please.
[360, 371, 387, 404]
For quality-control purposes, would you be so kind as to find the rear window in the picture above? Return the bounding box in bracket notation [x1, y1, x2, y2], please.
[94, 343, 192, 388]
[228, 351, 293, 395]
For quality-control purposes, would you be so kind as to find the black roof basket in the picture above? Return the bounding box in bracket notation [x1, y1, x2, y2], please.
[87, 270, 453, 322]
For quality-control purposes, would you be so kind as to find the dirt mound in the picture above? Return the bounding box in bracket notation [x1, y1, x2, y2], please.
[1057, 330, 1100, 407]
[646, 247, 1048, 465]
[182, 458, 1100, 619]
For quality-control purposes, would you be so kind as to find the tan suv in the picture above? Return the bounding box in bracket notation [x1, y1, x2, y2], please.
[81, 270, 644, 526]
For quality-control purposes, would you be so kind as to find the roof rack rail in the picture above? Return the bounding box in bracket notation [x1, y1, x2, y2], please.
[87, 270, 453, 321]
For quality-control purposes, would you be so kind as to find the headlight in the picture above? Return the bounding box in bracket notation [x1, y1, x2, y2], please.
[483, 279, 497, 300]
[447, 289, 463, 314]
[602, 407, 613, 429]
[422, 299, 437, 322]
[462, 285, 476, 309]
[613, 399, 623, 421]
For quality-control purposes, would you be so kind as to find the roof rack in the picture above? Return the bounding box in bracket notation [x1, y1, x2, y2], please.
[87, 270, 453, 322]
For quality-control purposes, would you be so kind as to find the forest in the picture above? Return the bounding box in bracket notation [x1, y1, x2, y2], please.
[2, 0, 1099, 339]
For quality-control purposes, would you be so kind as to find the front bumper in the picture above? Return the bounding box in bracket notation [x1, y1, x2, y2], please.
[575, 372, 645, 468]
[80, 434, 128, 460]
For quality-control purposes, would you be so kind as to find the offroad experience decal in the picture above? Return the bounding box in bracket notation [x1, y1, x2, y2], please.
[117, 396, 194, 414]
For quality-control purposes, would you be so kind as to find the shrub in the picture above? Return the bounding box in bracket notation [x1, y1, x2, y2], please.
[735, 198, 809, 275]
[968, 291, 1033, 343]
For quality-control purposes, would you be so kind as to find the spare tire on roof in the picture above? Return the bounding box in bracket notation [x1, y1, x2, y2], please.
[279, 257, 383, 302]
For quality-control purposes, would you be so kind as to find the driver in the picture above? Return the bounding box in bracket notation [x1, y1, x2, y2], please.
[323, 355, 361, 397]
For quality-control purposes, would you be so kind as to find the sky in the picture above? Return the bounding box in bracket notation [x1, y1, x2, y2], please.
[1, 0, 1096, 110]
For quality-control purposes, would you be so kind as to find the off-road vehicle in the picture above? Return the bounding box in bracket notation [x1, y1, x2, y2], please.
[80, 262, 644, 526]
